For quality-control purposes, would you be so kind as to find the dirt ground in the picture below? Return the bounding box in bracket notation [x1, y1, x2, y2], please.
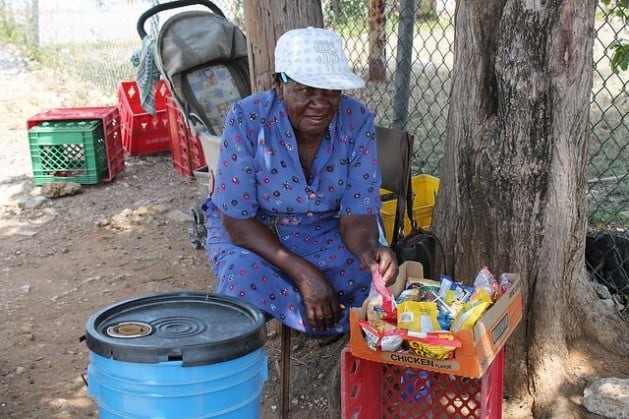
[0, 44, 347, 419]
[0, 43, 626, 419]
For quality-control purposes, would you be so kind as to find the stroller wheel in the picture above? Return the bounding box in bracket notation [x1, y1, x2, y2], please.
[188, 229, 205, 250]
[188, 203, 207, 250]
[190, 203, 206, 225]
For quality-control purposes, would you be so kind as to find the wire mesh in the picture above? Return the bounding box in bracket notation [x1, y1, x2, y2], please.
[2, 0, 627, 304]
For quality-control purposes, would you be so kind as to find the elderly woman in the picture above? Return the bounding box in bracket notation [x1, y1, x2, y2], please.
[204, 27, 398, 335]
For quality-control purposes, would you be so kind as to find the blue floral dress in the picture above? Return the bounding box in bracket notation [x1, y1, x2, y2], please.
[204, 89, 382, 334]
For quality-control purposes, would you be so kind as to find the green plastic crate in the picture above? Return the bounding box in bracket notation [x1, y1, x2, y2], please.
[28, 120, 108, 185]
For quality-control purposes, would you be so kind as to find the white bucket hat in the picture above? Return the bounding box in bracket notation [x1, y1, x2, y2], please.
[275, 27, 365, 90]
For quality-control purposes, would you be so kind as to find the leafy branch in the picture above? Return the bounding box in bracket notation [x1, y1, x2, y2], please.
[600, 0, 628, 72]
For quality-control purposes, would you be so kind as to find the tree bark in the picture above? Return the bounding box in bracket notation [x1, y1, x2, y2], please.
[433, 0, 628, 416]
[368, 0, 387, 82]
[328, 0, 342, 28]
[242, 0, 323, 93]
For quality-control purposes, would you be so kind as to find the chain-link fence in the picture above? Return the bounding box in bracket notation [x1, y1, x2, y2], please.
[2, 0, 627, 305]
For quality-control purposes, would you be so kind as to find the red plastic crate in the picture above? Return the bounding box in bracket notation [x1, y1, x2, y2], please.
[117, 80, 171, 155]
[26, 106, 124, 182]
[341, 345, 504, 419]
[165, 95, 206, 178]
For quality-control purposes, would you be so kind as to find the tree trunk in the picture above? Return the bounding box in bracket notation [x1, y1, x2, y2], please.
[367, 0, 386, 82]
[328, 0, 342, 28]
[433, 0, 628, 416]
[242, 0, 323, 93]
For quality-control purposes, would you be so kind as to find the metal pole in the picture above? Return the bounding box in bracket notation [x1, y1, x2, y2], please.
[31, 0, 39, 51]
[392, 0, 417, 131]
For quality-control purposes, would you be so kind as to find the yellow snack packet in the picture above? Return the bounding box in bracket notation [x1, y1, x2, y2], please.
[450, 301, 491, 332]
[397, 301, 440, 333]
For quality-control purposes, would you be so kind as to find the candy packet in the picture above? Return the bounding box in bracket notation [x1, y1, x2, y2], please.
[366, 269, 397, 323]
[359, 320, 403, 352]
[437, 310, 454, 330]
[445, 282, 474, 306]
[438, 275, 453, 299]
[473, 266, 499, 301]
[499, 273, 512, 295]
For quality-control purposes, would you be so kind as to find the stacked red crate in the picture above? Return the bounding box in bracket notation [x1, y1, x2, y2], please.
[165, 95, 206, 178]
[117, 80, 171, 155]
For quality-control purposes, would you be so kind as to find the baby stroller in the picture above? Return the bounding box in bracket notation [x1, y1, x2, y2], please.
[136, 0, 252, 248]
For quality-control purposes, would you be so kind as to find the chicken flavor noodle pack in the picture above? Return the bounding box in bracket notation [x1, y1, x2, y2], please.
[359, 265, 513, 360]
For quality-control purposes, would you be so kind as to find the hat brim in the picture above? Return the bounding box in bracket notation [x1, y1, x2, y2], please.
[286, 71, 365, 90]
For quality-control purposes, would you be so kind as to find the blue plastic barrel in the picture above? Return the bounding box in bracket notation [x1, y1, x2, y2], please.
[84, 292, 268, 418]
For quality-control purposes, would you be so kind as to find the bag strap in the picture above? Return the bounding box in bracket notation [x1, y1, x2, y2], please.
[392, 131, 411, 245]
[398, 158, 448, 277]
[404, 168, 416, 233]
[406, 209, 448, 279]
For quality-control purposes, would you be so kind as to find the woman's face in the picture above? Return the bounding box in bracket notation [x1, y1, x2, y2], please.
[279, 80, 341, 139]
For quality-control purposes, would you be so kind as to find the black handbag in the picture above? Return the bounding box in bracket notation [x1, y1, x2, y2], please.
[393, 224, 442, 280]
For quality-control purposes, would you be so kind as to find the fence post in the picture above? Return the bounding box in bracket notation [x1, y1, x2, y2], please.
[30, 0, 39, 51]
[391, 0, 417, 131]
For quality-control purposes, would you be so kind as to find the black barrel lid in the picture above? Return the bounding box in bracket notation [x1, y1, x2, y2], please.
[85, 291, 266, 366]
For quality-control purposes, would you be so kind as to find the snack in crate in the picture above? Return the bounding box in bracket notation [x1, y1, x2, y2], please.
[397, 301, 440, 333]
[499, 273, 513, 295]
[405, 330, 462, 360]
[366, 269, 397, 323]
[359, 319, 403, 351]
[444, 282, 474, 306]
[447, 266, 503, 332]
[362, 269, 403, 351]
[396, 287, 421, 303]
[404, 277, 441, 301]
[473, 265, 499, 301]
[360, 266, 504, 356]
[450, 286, 493, 332]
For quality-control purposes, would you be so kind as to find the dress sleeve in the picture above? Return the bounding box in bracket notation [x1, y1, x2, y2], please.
[211, 102, 259, 219]
[339, 101, 382, 216]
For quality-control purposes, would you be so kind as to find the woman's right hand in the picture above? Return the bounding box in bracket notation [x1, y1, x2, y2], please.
[293, 262, 343, 332]
[221, 214, 343, 331]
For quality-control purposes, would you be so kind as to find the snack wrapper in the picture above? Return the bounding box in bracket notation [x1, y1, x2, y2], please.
[405, 330, 462, 360]
[359, 320, 403, 352]
[499, 273, 512, 295]
[406, 277, 441, 302]
[397, 288, 421, 303]
[473, 266, 499, 301]
[445, 283, 474, 306]
[450, 301, 491, 332]
[397, 301, 440, 333]
[366, 269, 397, 323]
